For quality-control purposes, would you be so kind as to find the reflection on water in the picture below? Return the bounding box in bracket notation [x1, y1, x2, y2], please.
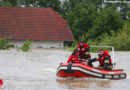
[56, 78, 111, 90]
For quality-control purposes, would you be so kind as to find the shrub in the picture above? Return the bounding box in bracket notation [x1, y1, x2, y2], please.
[0, 38, 11, 50]
[101, 22, 130, 51]
[0, 2, 12, 6]
[65, 39, 101, 52]
[21, 40, 32, 52]
[65, 21, 130, 51]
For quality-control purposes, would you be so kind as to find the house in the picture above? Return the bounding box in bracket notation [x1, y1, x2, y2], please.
[104, 0, 130, 8]
[104, 0, 130, 4]
[0, 7, 74, 48]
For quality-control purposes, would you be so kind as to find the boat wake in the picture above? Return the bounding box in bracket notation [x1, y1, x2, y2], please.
[127, 73, 130, 79]
[41, 68, 56, 73]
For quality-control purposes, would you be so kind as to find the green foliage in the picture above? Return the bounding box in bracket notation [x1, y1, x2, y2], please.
[117, 1, 130, 20]
[62, 0, 130, 51]
[88, 7, 123, 39]
[0, 0, 61, 12]
[21, 40, 32, 52]
[101, 22, 130, 51]
[0, 38, 11, 50]
[65, 1, 96, 40]
[64, 45, 75, 52]
[7, 0, 17, 6]
[66, 21, 130, 51]
[63, 0, 123, 40]
[21, 0, 61, 12]
[0, 0, 129, 51]
[127, 12, 130, 19]
[65, 39, 111, 52]
[0, 2, 12, 6]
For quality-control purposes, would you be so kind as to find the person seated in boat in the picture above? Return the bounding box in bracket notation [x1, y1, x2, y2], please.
[77, 40, 91, 60]
[88, 49, 113, 70]
[67, 49, 80, 63]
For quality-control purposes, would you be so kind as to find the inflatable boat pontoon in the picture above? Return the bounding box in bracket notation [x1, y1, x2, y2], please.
[56, 63, 126, 80]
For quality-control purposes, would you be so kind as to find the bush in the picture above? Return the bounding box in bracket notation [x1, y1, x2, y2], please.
[21, 40, 32, 52]
[101, 22, 130, 51]
[65, 39, 101, 52]
[0, 2, 12, 6]
[0, 38, 11, 50]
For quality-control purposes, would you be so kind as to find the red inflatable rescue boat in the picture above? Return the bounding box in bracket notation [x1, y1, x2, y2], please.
[56, 63, 126, 80]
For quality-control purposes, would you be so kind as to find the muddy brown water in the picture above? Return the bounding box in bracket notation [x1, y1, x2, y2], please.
[0, 49, 129, 90]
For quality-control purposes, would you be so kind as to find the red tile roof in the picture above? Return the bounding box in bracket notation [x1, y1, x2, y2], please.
[0, 7, 74, 41]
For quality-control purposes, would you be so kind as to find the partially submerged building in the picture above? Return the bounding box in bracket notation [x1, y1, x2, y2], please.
[0, 7, 74, 48]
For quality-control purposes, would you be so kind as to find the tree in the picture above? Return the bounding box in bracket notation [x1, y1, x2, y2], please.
[65, 1, 96, 40]
[0, 0, 17, 6]
[119, 0, 129, 19]
[8, 0, 17, 6]
[87, 7, 123, 40]
[0, 2, 12, 6]
[64, 0, 123, 41]
[104, 0, 130, 20]
[21, 0, 61, 12]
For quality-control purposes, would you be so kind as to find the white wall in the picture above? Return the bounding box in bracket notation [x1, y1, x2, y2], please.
[9, 40, 64, 48]
[104, 0, 130, 4]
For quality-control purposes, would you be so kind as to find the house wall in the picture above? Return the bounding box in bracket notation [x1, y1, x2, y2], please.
[104, 0, 130, 4]
[9, 40, 64, 48]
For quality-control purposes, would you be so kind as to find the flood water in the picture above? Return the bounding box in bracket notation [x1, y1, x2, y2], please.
[0, 49, 130, 90]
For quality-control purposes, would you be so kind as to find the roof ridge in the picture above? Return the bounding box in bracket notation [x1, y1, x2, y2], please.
[0, 6, 49, 9]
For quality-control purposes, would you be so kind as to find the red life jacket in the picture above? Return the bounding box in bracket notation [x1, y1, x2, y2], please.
[67, 55, 80, 63]
[77, 43, 90, 58]
[98, 51, 113, 67]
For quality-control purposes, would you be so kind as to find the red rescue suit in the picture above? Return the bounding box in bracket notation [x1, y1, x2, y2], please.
[67, 55, 80, 63]
[98, 51, 112, 67]
[77, 43, 90, 58]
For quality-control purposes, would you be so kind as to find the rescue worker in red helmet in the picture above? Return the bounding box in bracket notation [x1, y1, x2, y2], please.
[88, 49, 113, 70]
[67, 49, 80, 63]
[77, 40, 90, 60]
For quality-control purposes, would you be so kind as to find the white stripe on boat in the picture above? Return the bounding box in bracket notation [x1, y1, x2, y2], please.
[57, 66, 67, 73]
[71, 67, 102, 77]
[57, 66, 125, 79]
[57, 66, 102, 77]
[105, 75, 112, 78]
[114, 75, 119, 78]
[92, 69, 101, 73]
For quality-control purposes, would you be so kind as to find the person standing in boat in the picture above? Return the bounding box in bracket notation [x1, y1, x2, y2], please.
[77, 40, 91, 60]
[88, 49, 113, 70]
[67, 49, 80, 63]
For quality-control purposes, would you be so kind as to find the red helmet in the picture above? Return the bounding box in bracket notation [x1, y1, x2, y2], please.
[104, 50, 109, 55]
